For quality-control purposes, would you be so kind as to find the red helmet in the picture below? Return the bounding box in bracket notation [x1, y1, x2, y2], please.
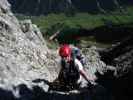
[59, 44, 71, 57]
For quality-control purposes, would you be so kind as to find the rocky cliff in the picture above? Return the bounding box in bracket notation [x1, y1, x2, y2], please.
[0, 0, 133, 100]
[8, 0, 133, 15]
[0, 0, 59, 90]
[0, 0, 114, 98]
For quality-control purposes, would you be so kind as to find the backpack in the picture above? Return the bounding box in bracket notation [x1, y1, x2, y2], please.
[71, 46, 86, 66]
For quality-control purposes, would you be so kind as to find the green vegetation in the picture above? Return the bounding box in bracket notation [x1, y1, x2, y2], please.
[16, 6, 133, 48]
[16, 6, 133, 32]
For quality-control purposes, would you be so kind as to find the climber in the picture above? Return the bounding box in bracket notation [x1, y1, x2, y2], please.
[57, 44, 94, 90]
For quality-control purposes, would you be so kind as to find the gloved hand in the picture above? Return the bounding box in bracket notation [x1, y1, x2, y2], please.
[87, 80, 94, 90]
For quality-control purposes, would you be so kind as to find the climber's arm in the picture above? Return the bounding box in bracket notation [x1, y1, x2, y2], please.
[75, 59, 94, 82]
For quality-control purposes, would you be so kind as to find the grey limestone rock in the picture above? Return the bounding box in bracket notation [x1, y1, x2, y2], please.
[0, 0, 58, 91]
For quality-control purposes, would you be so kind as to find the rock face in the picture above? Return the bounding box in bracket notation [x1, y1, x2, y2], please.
[8, 0, 133, 15]
[0, 1, 114, 99]
[99, 35, 133, 100]
[100, 36, 133, 77]
[0, 0, 58, 90]
[0, 0, 133, 100]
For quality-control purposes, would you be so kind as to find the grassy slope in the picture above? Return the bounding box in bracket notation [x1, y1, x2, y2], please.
[16, 6, 133, 48]
[16, 6, 133, 31]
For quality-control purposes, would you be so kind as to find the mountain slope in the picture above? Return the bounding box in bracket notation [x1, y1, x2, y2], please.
[8, 0, 133, 15]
